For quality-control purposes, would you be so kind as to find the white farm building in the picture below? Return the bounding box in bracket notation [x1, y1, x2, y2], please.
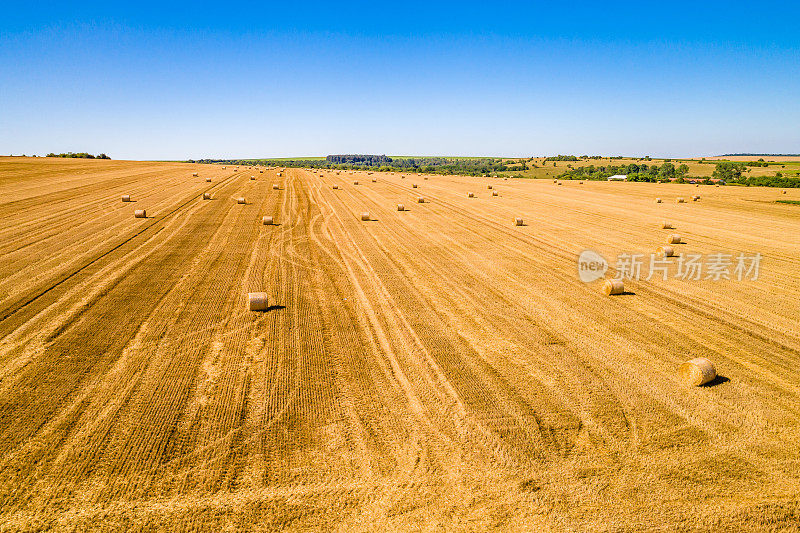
[607, 174, 627, 181]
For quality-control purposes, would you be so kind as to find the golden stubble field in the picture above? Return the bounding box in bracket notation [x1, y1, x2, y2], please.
[1, 156, 799, 531]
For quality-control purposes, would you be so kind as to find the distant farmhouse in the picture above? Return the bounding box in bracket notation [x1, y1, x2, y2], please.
[607, 174, 627, 181]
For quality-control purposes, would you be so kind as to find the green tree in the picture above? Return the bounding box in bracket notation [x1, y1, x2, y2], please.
[712, 162, 745, 182]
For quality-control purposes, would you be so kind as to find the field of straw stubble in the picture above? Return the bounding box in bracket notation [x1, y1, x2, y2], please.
[1, 156, 799, 531]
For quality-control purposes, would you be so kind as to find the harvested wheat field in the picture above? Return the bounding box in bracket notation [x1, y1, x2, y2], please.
[1, 157, 800, 531]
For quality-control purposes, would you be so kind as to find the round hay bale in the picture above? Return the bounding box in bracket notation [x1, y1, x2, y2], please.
[203, 192, 211, 200]
[237, 197, 246, 204]
[248, 292, 269, 311]
[262, 216, 273, 225]
[679, 357, 716, 386]
[424, 177, 429, 180]
[277, 172, 282, 177]
[222, 166, 226, 169]
[677, 197, 686, 203]
[250, 176, 255, 180]
[412, 184, 418, 188]
[333, 184, 339, 189]
[553, 179, 558, 184]
[667, 234, 682, 244]
[492, 191, 498, 196]
[260, 170, 264, 173]
[134, 209, 146, 218]
[360, 212, 370, 221]
[487, 185, 493, 189]
[206, 177, 212, 182]
[192, 172, 198, 177]
[468, 192, 474, 198]
[397, 204, 405, 211]
[121, 195, 131, 202]
[353, 181, 359, 185]
[557, 181, 562, 185]
[696, 184, 700, 187]
[417, 197, 424, 203]
[692, 195, 700, 201]
[579, 181, 584, 184]
[514, 217, 524, 226]
[372, 178, 377, 182]
[603, 279, 624, 296]
[782, 190, 787, 194]
[655, 198, 662, 203]
[273, 184, 279, 190]
[661, 221, 674, 229]
[657, 245, 675, 258]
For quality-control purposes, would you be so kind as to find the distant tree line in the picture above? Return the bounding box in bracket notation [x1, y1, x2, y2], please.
[712, 161, 799, 187]
[558, 161, 799, 187]
[194, 156, 512, 176]
[46, 152, 110, 159]
[558, 162, 691, 182]
[545, 155, 579, 161]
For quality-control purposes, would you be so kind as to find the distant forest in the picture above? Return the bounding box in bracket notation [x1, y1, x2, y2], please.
[558, 161, 799, 188]
[46, 152, 110, 159]
[194, 155, 511, 176]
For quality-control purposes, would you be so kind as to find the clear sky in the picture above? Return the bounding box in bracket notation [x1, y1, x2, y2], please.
[1, 1, 798, 160]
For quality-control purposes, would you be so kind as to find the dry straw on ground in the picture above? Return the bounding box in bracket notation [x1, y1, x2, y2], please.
[679, 358, 717, 386]
[248, 292, 269, 311]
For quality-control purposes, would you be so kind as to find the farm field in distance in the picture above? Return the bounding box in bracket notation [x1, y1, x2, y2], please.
[499, 156, 800, 180]
[2, 156, 800, 530]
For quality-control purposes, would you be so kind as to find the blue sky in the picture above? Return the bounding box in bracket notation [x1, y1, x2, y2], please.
[1, 1, 798, 159]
